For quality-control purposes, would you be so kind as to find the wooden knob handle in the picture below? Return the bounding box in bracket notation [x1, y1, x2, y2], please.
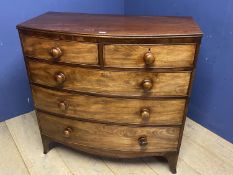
[58, 101, 67, 111]
[50, 47, 62, 59]
[142, 79, 153, 91]
[143, 51, 155, 65]
[141, 108, 150, 120]
[138, 136, 148, 147]
[63, 128, 72, 138]
[55, 72, 66, 84]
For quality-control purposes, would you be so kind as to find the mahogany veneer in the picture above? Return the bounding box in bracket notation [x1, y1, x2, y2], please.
[17, 12, 202, 174]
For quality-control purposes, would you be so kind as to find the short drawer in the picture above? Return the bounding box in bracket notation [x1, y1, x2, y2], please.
[32, 86, 186, 125]
[28, 60, 191, 97]
[104, 44, 196, 68]
[20, 35, 98, 65]
[37, 112, 180, 152]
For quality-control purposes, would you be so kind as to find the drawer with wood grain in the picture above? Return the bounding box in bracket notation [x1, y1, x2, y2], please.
[28, 60, 191, 97]
[37, 111, 180, 152]
[104, 44, 196, 68]
[20, 35, 98, 65]
[32, 85, 186, 125]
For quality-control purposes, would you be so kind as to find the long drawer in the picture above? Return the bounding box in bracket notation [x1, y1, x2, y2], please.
[32, 85, 186, 125]
[104, 44, 196, 68]
[20, 35, 98, 65]
[28, 60, 191, 97]
[37, 111, 180, 152]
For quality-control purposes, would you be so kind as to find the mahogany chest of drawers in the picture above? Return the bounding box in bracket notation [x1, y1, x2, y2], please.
[17, 12, 202, 174]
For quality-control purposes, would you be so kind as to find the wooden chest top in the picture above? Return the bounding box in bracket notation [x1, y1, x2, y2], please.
[17, 12, 202, 37]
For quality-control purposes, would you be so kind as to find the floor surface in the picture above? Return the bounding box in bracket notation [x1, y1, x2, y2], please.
[0, 111, 233, 175]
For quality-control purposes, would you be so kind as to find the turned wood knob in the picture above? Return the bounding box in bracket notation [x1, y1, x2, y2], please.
[58, 101, 67, 111]
[50, 47, 62, 59]
[138, 136, 148, 147]
[55, 72, 66, 84]
[142, 79, 153, 91]
[63, 128, 72, 138]
[143, 51, 155, 65]
[141, 108, 150, 120]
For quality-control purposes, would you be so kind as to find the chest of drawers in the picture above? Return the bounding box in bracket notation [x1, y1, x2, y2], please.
[17, 12, 202, 174]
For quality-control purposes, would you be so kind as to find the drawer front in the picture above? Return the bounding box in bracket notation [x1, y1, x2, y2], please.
[21, 35, 98, 64]
[32, 86, 186, 125]
[28, 60, 191, 96]
[37, 112, 180, 152]
[104, 44, 196, 68]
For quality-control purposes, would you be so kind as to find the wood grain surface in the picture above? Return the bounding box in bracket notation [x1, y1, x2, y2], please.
[37, 112, 180, 153]
[28, 60, 191, 97]
[4, 112, 233, 175]
[5, 112, 72, 175]
[16, 12, 204, 174]
[32, 85, 186, 125]
[17, 12, 202, 37]
[0, 123, 30, 175]
[21, 35, 98, 64]
[104, 44, 196, 68]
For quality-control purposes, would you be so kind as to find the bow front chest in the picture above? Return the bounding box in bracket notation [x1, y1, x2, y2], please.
[17, 12, 202, 174]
